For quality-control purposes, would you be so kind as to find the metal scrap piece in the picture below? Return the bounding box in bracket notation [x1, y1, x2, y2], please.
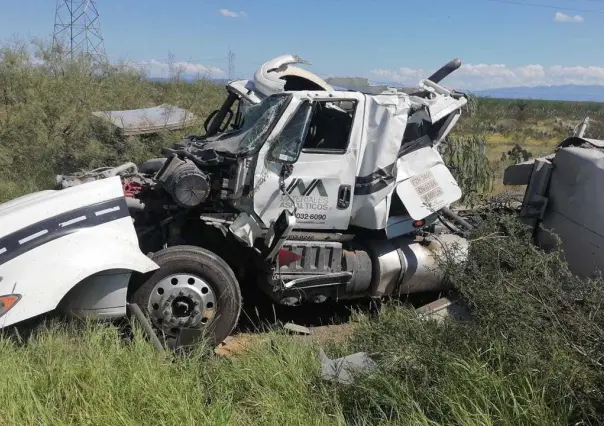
[318, 348, 377, 385]
[415, 296, 470, 323]
[283, 322, 312, 335]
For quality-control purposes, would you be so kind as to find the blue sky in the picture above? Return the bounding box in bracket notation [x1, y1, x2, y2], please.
[2, 0, 604, 89]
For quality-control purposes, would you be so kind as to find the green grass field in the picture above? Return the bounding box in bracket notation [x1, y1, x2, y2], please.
[2, 39, 604, 425]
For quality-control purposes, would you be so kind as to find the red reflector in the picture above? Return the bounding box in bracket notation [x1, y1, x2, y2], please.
[278, 249, 303, 266]
[413, 220, 425, 228]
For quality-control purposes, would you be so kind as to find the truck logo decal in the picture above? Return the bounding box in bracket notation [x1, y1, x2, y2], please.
[286, 178, 328, 197]
[280, 178, 330, 221]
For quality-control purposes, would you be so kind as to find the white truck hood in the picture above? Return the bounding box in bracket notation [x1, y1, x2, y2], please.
[0, 176, 127, 239]
[0, 190, 57, 216]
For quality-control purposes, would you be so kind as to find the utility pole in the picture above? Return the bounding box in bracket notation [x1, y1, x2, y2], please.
[52, 0, 107, 62]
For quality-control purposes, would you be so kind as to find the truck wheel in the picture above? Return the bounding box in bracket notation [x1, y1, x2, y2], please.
[130, 245, 242, 349]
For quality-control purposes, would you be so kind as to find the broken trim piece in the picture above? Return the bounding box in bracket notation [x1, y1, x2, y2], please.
[354, 164, 397, 196]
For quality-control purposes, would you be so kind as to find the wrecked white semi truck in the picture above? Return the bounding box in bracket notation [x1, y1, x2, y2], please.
[0, 55, 473, 348]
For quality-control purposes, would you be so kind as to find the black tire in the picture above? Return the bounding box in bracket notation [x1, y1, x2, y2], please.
[130, 245, 242, 349]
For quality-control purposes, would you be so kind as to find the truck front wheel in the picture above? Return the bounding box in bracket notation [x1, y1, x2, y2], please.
[130, 245, 242, 349]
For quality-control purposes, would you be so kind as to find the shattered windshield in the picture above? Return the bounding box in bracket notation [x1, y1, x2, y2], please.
[202, 94, 291, 155]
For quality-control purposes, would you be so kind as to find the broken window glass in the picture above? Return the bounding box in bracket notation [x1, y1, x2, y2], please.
[201, 94, 290, 156]
[269, 101, 313, 163]
[234, 95, 290, 154]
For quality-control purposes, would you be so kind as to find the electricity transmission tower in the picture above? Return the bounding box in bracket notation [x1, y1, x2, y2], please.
[52, 0, 107, 62]
[228, 49, 236, 81]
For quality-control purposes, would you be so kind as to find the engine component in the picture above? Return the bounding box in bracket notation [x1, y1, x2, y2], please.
[56, 162, 139, 189]
[123, 180, 143, 198]
[125, 197, 145, 211]
[138, 158, 167, 175]
[156, 155, 210, 208]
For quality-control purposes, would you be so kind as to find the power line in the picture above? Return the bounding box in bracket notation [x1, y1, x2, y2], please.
[487, 0, 604, 14]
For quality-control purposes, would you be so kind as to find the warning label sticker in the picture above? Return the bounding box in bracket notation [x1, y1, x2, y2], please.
[411, 170, 445, 207]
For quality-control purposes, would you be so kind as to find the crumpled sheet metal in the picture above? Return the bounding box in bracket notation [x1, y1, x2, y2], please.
[92, 104, 197, 136]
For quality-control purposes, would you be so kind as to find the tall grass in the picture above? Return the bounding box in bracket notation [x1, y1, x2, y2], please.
[1, 321, 344, 425]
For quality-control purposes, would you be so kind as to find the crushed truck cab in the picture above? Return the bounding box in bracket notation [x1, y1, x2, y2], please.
[0, 177, 158, 327]
[6, 55, 473, 348]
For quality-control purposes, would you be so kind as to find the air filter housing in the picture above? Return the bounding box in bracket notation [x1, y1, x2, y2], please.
[156, 155, 210, 208]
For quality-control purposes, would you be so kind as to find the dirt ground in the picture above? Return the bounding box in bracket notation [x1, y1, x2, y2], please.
[213, 290, 450, 357]
[214, 322, 358, 357]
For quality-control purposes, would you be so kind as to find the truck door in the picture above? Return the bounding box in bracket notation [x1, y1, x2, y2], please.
[253, 92, 364, 230]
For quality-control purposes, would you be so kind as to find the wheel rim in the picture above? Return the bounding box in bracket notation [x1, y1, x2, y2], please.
[147, 273, 217, 336]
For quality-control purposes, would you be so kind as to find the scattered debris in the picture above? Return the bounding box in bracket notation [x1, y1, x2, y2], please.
[415, 296, 471, 323]
[92, 104, 197, 135]
[127, 303, 165, 354]
[283, 322, 312, 335]
[318, 347, 377, 385]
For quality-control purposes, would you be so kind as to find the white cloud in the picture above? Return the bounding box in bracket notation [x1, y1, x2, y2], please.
[136, 59, 224, 78]
[371, 67, 424, 82]
[554, 12, 584, 23]
[369, 63, 604, 90]
[219, 9, 246, 18]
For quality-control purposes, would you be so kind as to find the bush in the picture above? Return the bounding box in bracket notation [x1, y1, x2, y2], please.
[440, 134, 494, 207]
[0, 38, 225, 201]
[339, 212, 604, 425]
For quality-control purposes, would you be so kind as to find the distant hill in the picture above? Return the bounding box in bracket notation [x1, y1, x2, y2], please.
[471, 85, 604, 103]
